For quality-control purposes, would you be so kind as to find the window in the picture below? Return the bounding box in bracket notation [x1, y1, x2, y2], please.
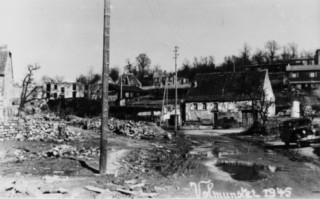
[203, 103, 207, 110]
[73, 84, 77, 90]
[73, 92, 76, 98]
[61, 87, 65, 93]
[53, 93, 58, 99]
[193, 103, 198, 110]
[46, 93, 50, 98]
[213, 103, 218, 111]
[46, 84, 51, 91]
[310, 72, 317, 78]
[291, 73, 299, 78]
[54, 84, 58, 89]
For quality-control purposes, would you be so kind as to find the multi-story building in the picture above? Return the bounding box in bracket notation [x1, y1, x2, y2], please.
[44, 82, 85, 99]
[286, 49, 320, 90]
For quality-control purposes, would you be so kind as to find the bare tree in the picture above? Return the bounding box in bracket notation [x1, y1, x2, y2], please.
[110, 67, 120, 82]
[136, 53, 151, 77]
[252, 49, 267, 64]
[300, 50, 314, 59]
[287, 42, 298, 59]
[281, 46, 290, 61]
[254, 87, 275, 130]
[242, 83, 275, 133]
[76, 70, 101, 84]
[19, 64, 41, 112]
[265, 40, 280, 64]
[239, 43, 252, 66]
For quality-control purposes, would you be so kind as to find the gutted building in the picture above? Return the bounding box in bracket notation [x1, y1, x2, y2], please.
[0, 46, 14, 117]
[44, 82, 85, 99]
[184, 71, 275, 128]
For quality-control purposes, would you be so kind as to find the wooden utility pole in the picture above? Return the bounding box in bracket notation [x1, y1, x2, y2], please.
[99, 0, 110, 174]
[174, 46, 179, 136]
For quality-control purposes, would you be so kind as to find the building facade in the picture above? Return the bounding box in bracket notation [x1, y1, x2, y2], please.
[44, 82, 85, 99]
[0, 46, 14, 117]
[184, 71, 275, 128]
[286, 49, 320, 90]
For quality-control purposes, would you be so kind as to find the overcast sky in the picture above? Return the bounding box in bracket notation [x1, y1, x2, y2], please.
[0, 0, 319, 82]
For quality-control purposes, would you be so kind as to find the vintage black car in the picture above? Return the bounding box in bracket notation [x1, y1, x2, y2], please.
[279, 118, 320, 147]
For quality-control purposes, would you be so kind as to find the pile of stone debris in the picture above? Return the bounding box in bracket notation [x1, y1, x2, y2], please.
[39, 145, 100, 159]
[111, 119, 167, 140]
[66, 116, 167, 140]
[13, 114, 81, 143]
[10, 114, 167, 142]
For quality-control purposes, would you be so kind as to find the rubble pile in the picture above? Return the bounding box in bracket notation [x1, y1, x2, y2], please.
[21, 122, 79, 142]
[12, 115, 81, 142]
[119, 140, 193, 179]
[111, 120, 167, 140]
[66, 116, 167, 140]
[1, 113, 167, 142]
[39, 145, 100, 158]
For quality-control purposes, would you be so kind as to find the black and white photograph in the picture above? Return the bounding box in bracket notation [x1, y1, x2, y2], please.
[0, 0, 320, 198]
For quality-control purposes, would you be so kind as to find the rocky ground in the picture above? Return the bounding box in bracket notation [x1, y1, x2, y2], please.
[1, 116, 320, 198]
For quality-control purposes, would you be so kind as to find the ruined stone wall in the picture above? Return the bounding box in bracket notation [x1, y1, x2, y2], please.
[0, 116, 64, 141]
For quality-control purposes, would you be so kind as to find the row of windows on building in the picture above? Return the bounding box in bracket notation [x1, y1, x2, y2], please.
[46, 83, 78, 91]
[291, 72, 318, 78]
[190, 103, 219, 111]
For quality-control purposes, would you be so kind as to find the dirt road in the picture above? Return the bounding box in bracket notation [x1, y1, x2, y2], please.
[178, 129, 320, 198]
[0, 127, 320, 198]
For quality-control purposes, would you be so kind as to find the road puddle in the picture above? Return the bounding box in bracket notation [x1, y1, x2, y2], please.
[216, 161, 267, 181]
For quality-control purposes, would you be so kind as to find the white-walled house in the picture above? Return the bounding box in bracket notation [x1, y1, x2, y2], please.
[183, 70, 275, 128]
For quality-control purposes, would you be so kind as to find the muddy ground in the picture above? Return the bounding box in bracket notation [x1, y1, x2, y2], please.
[0, 127, 320, 198]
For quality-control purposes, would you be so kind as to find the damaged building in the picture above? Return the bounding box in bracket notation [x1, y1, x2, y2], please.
[183, 70, 275, 128]
[44, 82, 85, 99]
[0, 46, 14, 117]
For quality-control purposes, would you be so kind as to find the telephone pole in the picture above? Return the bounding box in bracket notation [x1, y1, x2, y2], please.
[174, 46, 179, 136]
[100, 0, 110, 174]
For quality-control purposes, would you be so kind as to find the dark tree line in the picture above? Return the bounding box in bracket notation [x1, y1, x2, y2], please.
[178, 56, 215, 80]
[121, 41, 315, 83]
[178, 40, 315, 81]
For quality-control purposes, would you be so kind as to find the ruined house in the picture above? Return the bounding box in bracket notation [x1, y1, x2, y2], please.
[118, 73, 142, 88]
[44, 82, 85, 99]
[0, 46, 14, 117]
[183, 70, 275, 128]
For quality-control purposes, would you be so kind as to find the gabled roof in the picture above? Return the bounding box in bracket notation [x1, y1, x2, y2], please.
[119, 73, 142, 87]
[186, 71, 266, 102]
